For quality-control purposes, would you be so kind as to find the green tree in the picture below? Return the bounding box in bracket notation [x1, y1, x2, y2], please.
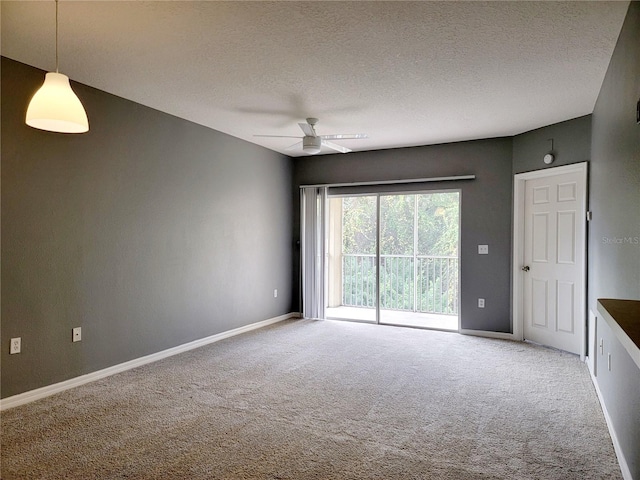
[380, 195, 414, 255]
[417, 192, 459, 256]
[342, 196, 376, 254]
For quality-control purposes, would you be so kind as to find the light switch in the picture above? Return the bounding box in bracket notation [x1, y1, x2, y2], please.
[478, 245, 488, 255]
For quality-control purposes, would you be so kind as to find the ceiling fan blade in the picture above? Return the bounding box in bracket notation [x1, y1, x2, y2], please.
[323, 141, 351, 154]
[285, 141, 303, 151]
[320, 133, 368, 140]
[298, 122, 316, 137]
[254, 135, 302, 139]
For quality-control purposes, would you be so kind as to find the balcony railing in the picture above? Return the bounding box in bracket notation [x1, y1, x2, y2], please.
[342, 254, 459, 315]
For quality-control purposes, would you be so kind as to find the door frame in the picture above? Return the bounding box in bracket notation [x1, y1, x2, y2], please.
[512, 161, 588, 359]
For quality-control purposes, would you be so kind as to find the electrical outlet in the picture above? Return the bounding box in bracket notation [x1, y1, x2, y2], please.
[478, 245, 489, 255]
[478, 298, 485, 308]
[10, 337, 21, 354]
[72, 327, 82, 342]
[273, 289, 278, 298]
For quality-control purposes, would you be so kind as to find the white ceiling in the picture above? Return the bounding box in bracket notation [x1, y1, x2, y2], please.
[1, 1, 630, 157]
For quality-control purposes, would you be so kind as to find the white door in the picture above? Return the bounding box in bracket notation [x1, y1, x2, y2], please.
[522, 169, 586, 354]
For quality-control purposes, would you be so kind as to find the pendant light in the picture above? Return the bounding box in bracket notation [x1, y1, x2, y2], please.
[25, 0, 89, 133]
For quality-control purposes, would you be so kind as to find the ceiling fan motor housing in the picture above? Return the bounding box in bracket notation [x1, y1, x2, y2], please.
[303, 135, 322, 154]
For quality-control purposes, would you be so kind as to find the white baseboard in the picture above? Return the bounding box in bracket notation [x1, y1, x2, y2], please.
[459, 329, 516, 341]
[590, 371, 633, 480]
[0, 312, 300, 411]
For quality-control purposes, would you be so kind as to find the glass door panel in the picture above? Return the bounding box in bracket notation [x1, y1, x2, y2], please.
[417, 192, 460, 323]
[379, 194, 416, 326]
[326, 195, 377, 323]
[380, 192, 460, 330]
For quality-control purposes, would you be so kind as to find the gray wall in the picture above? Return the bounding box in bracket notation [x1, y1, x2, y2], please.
[595, 309, 640, 479]
[512, 115, 592, 174]
[1, 58, 294, 398]
[294, 139, 514, 333]
[589, 3, 640, 476]
[589, 2, 640, 309]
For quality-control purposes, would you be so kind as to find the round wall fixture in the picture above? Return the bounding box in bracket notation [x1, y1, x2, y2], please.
[543, 153, 555, 165]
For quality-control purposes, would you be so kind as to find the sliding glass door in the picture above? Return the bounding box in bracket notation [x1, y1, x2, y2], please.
[324, 190, 459, 331]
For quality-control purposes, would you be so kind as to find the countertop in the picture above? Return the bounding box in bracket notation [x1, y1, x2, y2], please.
[597, 298, 640, 370]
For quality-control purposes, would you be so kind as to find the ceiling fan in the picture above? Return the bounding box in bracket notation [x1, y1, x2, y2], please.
[255, 118, 368, 155]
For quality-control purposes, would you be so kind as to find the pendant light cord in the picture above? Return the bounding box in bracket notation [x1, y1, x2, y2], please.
[55, 0, 59, 73]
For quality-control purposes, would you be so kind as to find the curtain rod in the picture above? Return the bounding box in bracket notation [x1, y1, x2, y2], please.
[299, 175, 475, 189]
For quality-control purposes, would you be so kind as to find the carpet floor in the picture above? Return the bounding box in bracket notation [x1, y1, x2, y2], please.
[1, 319, 622, 479]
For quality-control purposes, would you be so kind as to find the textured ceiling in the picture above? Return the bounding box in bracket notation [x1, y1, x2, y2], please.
[1, 1, 630, 156]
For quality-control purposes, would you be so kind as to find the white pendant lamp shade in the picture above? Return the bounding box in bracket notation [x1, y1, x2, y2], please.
[26, 72, 89, 133]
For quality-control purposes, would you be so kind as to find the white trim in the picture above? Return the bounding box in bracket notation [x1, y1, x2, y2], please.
[375, 194, 381, 324]
[512, 162, 588, 359]
[587, 309, 597, 376]
[457, 190, 462, 333]
[300, 175, 475, 189]
[0, 312, 300, 411]
[459, 329, 516, 341]
[590, 371, 633, 480]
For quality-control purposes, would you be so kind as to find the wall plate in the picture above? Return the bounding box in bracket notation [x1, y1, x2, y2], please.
[72, 327, 82, 342]
[10, 337, 21, 354]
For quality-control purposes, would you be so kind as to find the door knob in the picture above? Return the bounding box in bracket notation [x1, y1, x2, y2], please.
[521, 265, 530, 272]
